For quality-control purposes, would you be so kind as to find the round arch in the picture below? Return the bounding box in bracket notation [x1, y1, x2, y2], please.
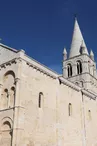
[0, 117, 13, 131]
[4, 70, 15, 79]
[66, 61, 73, 67]
[0, 117, 13, 146]
[75, 58, 83, 63]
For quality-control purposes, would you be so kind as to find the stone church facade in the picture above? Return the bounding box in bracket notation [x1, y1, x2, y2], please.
[0, 18, 97, 146]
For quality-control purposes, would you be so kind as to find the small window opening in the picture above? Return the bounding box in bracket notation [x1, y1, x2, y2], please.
[39, 92, 43, 108]
[4, 89, 8, 98]
[68, 103, 72, 116]
[88, 110, 91, 120]
[67, 64, 72, 77]
[77, 61, 82, 74]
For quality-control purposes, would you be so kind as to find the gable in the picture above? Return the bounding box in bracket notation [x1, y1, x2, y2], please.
[0, 43, 18, 64]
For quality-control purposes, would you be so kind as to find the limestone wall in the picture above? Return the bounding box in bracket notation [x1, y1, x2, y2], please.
[0, 52, 97, 146]
[19, 60, 82, 146]
[18, 58, 97, 146]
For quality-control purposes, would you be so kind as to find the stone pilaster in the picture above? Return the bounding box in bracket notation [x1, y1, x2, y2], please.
[14, 78, 20, 106]
[63, 66, 67, 78]
[72, 63, 77, 76]
[12, 77, 23, 146]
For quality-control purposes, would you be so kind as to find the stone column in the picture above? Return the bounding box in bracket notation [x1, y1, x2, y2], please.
[63, 66, 67, 78]
[8, 91, 10, 108]
[72, 63, 77, 76]
[14, 78, 20, 106]
[94, 69, 97, 78]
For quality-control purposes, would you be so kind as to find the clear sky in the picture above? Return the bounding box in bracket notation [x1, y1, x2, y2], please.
[0, 0, 97, 74]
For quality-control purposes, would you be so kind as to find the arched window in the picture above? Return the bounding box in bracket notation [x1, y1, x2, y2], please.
[4, 71, 15, 85]
[67, 64, 72, 77]
[68, 103, 72, 116]
[1, 121, 12, 145]
[39, 92, 43, 108]
[77, 61, 82, 74]
[1, 70, 15, 109]
[10, 87, 15, 108]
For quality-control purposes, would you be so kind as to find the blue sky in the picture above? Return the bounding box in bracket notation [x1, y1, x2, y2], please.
[0, 0, 97, 74]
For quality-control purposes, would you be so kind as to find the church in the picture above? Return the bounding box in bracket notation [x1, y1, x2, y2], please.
[0, 17, 97, 146]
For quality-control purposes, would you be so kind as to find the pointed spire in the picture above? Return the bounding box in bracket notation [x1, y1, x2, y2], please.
[90, 50, 94, 56]
[63, 47, 67, 55]
[80, 40, 88, 54]
[69, 17, 89, 58]
[63, 47, 67, 60]
[90, 50, 94, 60]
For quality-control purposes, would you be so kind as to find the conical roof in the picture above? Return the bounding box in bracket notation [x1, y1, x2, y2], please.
[69, 18, 89, 58]
[63, 47, 67, 54]
[90, 50, 94, 56]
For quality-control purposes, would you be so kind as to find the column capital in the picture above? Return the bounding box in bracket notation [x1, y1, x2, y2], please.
[15, 78, 20, 84]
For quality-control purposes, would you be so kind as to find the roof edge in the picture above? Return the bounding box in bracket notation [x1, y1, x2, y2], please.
[0, 43, 18, 53]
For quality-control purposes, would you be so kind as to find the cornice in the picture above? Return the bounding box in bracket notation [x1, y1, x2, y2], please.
[0, 43, 18, 53]
[58, 76, 97, 100]
[22, 55, 59, 79]
[0, 106, 25, 112]
[26, 61, 58, 79]
[81, 89, 96, 100]
[67, 72, 97, 81]
[64, 54, 95, 63]
[0, 58, 17, 69]
[0, 56, 58, 79]
[58, 76, 81, 91]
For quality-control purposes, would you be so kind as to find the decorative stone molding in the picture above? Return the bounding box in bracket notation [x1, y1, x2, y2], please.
[81, 89, 96, 100]
[0, 117, 13, 130]
[58, 76, 81, 91]
[26, 61, 58, 79]
[59, 76, 97, 99]
[11, 59, 17, 64]
[0, 58, 17, 70]
[15, 78, 20, 85]
[18, 58, 22, 63]
[6, 62, 11, 66]
[1, 64, 6, 68]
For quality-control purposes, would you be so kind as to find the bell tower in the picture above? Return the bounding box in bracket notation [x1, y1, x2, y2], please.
[63, 17, 97, 92]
